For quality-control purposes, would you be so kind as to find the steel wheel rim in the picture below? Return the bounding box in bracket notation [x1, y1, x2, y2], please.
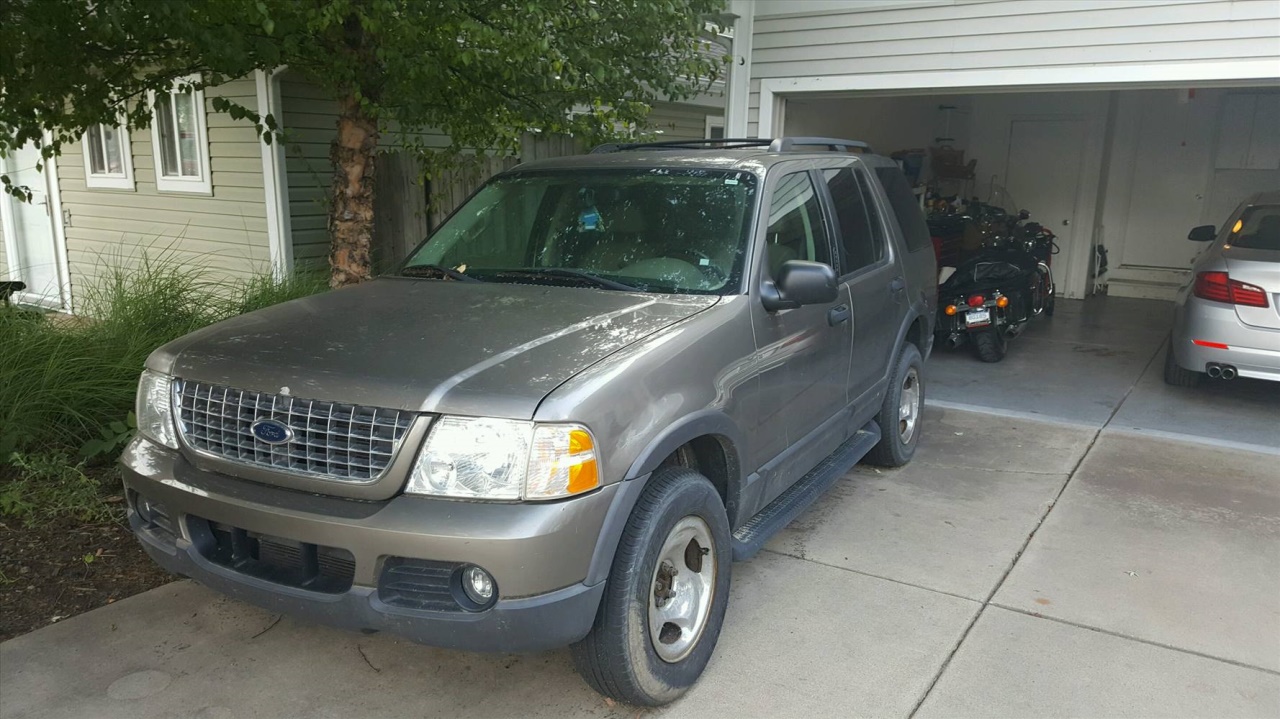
[648, 516, 716, 663]
[898, 367, 920, 444]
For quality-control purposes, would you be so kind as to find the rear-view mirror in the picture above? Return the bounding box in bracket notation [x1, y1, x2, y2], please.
[1188, 225, 1216, 242]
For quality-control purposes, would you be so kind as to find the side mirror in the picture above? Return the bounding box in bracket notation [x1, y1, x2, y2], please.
[761, 260, 839, 311]
[1188, 225, 1217, 242]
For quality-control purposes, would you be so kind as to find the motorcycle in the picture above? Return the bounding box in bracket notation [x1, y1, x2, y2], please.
[933, 186, 1057, 362]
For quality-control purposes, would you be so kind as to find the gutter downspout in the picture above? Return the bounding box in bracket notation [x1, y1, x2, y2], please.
[255, 67, 293, 279]
[725, 0, 754, 138]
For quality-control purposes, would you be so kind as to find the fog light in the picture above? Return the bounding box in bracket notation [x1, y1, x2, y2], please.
[462, 566, 496, 605]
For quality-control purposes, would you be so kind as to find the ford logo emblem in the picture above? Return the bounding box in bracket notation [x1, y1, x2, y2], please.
[250, 419, 294, 446]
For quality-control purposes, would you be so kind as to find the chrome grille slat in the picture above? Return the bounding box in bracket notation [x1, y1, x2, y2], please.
[175, 379, 413, 482]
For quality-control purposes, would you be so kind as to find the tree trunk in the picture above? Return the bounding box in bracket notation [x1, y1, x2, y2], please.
[328, 94, 379, 288]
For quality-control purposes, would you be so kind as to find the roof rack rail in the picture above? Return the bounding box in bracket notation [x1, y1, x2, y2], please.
[768, 137, 872, 153]
[589, 136, 873, 155]
[589, 138, 773, 154]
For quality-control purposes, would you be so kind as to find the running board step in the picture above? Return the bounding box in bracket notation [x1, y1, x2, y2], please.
[731, 421, 882, 561]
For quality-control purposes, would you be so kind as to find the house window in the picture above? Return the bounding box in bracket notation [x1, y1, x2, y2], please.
[82, 123, 134, 190]
[150, 78, 212, 194]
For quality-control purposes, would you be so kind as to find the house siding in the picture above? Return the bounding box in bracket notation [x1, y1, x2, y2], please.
[57, 77, 270, 301]
[747, 0, 1280, 134]
[278, 73, 337, 269]
[647, 102, 716, 141]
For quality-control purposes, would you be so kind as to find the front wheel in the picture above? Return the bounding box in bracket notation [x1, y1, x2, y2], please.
[865, 342, 925, 467]
[571, 468, 732, 706]
[971, 327, 1008, 363]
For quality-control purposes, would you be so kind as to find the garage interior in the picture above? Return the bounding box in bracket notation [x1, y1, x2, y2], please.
[784, 85, 1280, 450]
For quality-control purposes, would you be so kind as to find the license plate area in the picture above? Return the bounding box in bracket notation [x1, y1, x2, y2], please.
[965, 308, 991, 327]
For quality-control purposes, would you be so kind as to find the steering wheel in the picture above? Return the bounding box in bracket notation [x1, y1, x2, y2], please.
[671, 250, 728, 284]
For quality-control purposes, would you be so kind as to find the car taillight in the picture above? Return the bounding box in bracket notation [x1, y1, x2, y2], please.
[967, 294, 985, 308]
[1193, 271, 1270, 307]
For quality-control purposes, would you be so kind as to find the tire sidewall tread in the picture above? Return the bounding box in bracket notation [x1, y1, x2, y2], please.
[571, 468, 731, 706]
[865, 342, 924, 467]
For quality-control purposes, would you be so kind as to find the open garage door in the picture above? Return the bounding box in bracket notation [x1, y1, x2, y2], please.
[780, 86, 1280, 301]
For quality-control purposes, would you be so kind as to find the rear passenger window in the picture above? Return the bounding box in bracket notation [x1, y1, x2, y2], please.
[875, 166, 931, 253]
[822, 168, 886, 275]
[764, 171, 832, 279]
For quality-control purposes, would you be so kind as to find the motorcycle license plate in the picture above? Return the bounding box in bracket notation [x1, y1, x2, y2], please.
[965, 308, 991, 327]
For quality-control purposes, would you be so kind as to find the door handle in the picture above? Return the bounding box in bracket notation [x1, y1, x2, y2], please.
[828, 305, 851, 326]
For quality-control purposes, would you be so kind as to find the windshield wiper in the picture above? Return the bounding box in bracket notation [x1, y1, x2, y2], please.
[401, 264, 481, 282]
[493, 268, 639, 291]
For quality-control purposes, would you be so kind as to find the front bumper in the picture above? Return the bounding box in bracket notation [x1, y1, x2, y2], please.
[121, 438, 636, 653]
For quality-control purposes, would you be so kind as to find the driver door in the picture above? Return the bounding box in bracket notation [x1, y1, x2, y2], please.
[747, 168, 851, 509]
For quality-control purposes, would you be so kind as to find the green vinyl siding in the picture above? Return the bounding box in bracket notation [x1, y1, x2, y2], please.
[57, 77, 270, 300]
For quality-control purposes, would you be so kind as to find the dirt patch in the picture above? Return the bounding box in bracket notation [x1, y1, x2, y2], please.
[0, 514, 173, 642]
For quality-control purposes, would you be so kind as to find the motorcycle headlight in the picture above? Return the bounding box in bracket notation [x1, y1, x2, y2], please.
[407, 417, 600, 501]
[136, 370, 179, 449]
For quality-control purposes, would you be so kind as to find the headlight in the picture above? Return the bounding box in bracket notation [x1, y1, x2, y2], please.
[136, 370, 179, 449]
[407, 417, 600, 501]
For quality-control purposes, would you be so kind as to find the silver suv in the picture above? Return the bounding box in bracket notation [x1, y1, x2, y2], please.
[123, 137, 937, 706]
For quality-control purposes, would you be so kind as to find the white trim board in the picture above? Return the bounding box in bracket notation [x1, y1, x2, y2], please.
[755, 60, 1280, 137]
[255, 68, 293, 279]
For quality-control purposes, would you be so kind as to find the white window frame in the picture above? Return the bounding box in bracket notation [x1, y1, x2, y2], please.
[149, 76, 212, 195]
[81, 121, 136, 191]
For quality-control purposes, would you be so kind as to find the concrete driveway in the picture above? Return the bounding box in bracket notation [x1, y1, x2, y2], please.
[3, 406, 1277, 718]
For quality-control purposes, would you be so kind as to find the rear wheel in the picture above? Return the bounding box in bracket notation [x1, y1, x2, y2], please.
[971, 327, 1008, 362]
[571, 468, 731, 706]
[1163, 335, 1203, 387]
[865, 342, 924, 467]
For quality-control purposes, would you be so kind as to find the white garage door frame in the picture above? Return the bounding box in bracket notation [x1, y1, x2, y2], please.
[756, 61, 1280, 300]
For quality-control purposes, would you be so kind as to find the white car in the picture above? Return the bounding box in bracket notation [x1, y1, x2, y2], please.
[1166, 191, 1280, 386]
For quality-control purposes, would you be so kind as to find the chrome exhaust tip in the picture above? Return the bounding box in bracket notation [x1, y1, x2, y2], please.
[1221, 365, 1237, 380]
[1206, 363, 1222, 379]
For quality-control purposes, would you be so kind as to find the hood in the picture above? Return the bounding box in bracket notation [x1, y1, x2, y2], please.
[149, 279, 718, 419]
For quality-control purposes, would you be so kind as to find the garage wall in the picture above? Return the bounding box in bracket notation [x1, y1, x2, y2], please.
[748, 0, 1280, 135]
[1098, 88, 1280, 292]
[785, 94, 971, 155]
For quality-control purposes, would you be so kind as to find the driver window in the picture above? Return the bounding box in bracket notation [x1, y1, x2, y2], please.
[765, 171, 831, 279]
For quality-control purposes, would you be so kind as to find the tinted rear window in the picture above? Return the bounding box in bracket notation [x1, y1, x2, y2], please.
[874, 167, 931, 252]
[1232, 205, 1280, 251]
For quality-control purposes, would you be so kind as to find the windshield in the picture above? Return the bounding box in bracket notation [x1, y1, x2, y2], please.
[401, 168, 759, 294]
[1231, 205, 1280, 251]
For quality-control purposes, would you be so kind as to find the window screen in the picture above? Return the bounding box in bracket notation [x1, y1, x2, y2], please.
[875, 166, 931, 253]
[764, 172, 831, 278]
[823, 168, 886, 274]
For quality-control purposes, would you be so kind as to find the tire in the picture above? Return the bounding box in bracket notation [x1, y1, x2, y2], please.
[1163, 336, 1202, 387]
[971, 327, 1008, 363]
[571, 468, 732, 706]
[865, 342, 925, 467]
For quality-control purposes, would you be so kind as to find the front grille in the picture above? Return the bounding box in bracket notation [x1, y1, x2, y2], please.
[175, 379, 414, 481]
[189, 517, 356, 594]
[378, 558, 463, 612]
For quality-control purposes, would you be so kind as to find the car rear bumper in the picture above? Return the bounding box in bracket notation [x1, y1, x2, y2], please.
[1173, 299, 1280, 382]
[120, 438, 639, 653]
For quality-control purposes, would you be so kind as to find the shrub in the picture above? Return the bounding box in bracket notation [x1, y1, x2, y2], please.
[0, 452, 115, 526]
[0, 255, 326, 461]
